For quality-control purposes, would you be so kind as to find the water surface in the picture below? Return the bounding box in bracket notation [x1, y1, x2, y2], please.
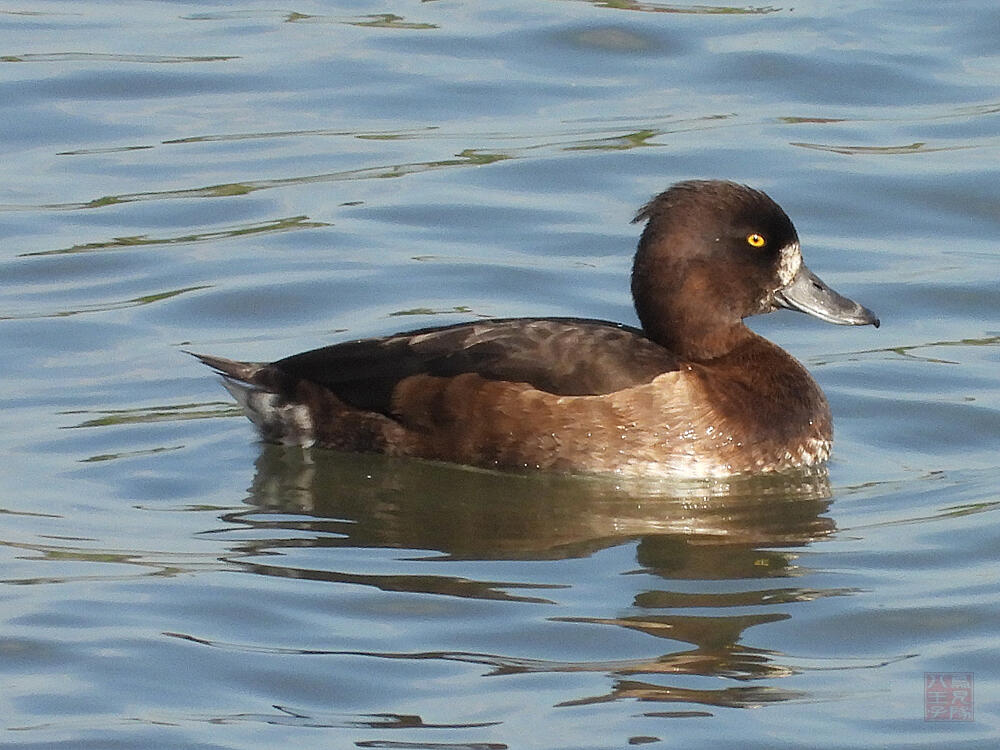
[1, 1, 998, 748]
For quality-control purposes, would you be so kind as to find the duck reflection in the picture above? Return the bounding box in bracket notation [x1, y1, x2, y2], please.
[234, 447, 834, 554]
[223, 447, 845, 711]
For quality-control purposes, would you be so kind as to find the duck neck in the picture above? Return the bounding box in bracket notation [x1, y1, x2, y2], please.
[642, 309, 753, 361]
[631, 261, 751, 362]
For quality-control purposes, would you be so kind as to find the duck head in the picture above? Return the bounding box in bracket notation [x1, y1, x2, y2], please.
[630, 180, 878, 360]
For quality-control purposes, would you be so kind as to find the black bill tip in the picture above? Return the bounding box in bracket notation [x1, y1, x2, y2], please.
[775, 263, 879, 328]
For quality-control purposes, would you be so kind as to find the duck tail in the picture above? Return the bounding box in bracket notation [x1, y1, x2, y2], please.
[186, 351, 316, 447]
[184, 351, 263, 382]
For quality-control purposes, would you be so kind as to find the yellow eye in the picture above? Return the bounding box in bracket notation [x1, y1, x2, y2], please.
[746, 233, 766, 248]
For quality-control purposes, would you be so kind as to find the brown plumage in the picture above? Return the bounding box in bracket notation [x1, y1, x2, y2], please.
[192, 180, 878, 477]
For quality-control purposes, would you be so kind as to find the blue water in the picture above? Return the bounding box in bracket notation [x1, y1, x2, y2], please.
[1, 1, 998, 747]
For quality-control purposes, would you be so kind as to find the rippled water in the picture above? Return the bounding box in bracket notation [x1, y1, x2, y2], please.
[1, 1, 998, 748]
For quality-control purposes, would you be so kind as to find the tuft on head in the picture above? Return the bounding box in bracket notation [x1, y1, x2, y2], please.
[632, 180, 788, 228]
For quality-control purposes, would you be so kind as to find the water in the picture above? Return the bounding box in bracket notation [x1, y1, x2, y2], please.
[1, 1, 998, 747]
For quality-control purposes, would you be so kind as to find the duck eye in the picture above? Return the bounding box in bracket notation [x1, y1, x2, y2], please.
[746, 233, 766, 248]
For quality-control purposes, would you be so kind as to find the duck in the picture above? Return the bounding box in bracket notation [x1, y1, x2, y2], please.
[192, 180, 878, 477]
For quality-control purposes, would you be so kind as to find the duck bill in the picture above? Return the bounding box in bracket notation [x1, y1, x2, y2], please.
[775, 264, 880, 327]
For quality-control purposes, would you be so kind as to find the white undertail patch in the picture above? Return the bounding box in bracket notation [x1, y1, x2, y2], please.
[221, 377, 316, 448]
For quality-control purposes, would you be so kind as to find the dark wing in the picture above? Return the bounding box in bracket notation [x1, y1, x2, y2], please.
[267, 317, 679, 414]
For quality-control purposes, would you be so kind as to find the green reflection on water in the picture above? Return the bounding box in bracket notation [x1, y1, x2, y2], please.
[347, 14, 438, 30]
[790, 141, 976, 156]
[0, 52, 237, 64]
[31, 151, 512, 212]
[20, 216, 328, 257]
[61, 401, 239, 429]
[578, 1, 780, 15]
[389, 306, 474, 317]
[0, 285, 211, 321]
